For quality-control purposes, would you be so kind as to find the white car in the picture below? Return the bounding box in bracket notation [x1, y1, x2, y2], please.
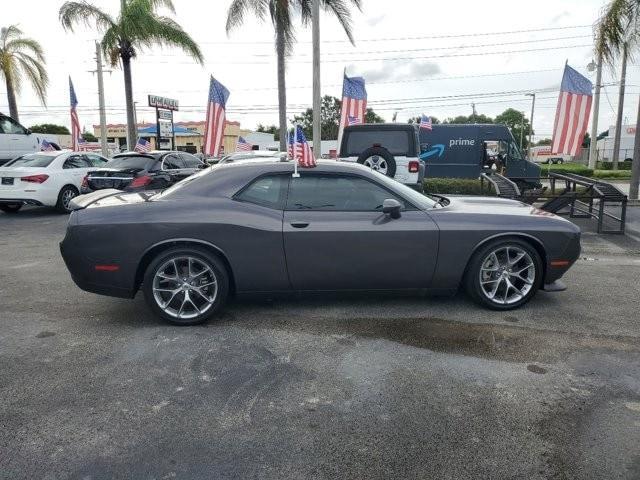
[338, 123, 424, 190]
[0, 150, 109, 213]
[0, 113, 56, 165]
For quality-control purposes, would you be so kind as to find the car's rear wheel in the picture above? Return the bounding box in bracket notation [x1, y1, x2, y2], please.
[0, 203, 22, 213]
[55, 185, 78, 213]
[142, 247, 229, 325]
[465, 238, 543, 310]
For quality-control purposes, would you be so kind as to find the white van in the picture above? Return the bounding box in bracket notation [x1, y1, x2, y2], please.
[0, 113, 51, 166]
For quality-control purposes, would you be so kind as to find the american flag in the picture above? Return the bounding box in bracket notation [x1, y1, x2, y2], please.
[419, 115, 433, 130]
[203, 76, 230, 157]
[135, 138, 151, 153]
[347, 115, 361, 126]
[287, 129, 294, 159]
[293, 125, 315, 168]
[69, 77, 81, 151]
[40, 139, 56, 151]
[551, 64, 593, 156]
[236, 136, 252, 151]
[338, 74, 367, 148]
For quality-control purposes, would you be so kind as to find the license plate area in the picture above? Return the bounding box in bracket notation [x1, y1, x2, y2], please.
[1, 177, 14, 185]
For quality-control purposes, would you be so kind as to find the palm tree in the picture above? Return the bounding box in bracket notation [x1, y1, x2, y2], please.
[0, 25, 48, 122]
[226, 0, 361, 151]
[59, 0, 204, 149]
[595, 0, 640, 199]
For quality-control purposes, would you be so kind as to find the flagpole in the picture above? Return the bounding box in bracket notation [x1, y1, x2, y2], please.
[292, 125, 300, 177]
[312, 0, 321, 160]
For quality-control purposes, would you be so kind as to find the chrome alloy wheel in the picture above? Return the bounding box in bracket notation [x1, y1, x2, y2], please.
[363, 155, 388, 175]
[152, 256, 218, 320]
[478, 246, 535, 305]
[61, 189, 77, 211]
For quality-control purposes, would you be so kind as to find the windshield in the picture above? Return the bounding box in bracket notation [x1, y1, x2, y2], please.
[366, 169, 437, 209]
[107, 156, 152, 170]
[345, 130, 412, 156]
[4, 154, 57, 168]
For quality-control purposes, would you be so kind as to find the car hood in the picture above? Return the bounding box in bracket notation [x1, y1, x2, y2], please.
[444, 195, 561, 218]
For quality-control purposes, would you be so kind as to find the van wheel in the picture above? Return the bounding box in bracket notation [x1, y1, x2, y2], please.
[357, 146, 397, 177]
[55, 185, 78, 213]
[0, 203, 22, 213]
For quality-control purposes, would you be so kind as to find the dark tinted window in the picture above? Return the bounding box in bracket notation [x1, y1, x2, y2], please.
[162, 154, 185, 170]
[345, 130, 411, 156]
[180, 153, 203, 168]
[4, 154, 56, 168]
[235, 175, 289, 209]
[106, 156, 151, 170]
[286, 174, 405, 211]
[63, 155, 89, 169]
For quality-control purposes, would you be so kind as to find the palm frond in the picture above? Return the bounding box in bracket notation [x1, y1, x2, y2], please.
[5, 38, 46, 63]
[137, 16, 204, 63]
[226, 0, 270, 34]
[0, 55, 21, 95]
[15, 54, 48, 105]
[59, 1, 116, 32]
[101, 25, 123, 67]
[1, 25, 24, 46]
[595, 0, 635, 65]
[270, 0, 296, 53]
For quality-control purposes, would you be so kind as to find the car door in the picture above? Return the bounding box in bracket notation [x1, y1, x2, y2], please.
[282, 172, 439, 291]
[161, 153, 190, 184]
[62, 154, 90, 188]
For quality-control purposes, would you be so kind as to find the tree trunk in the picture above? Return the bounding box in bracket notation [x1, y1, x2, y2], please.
[276, 25, 287, 152]
[612, 42, 628, 171]
[5, 74, 19, 122]
[630, 95, 640, 200]
[122, 54, 137, 151]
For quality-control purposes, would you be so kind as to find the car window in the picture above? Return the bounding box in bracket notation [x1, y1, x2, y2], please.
[107, 156, 151, 170]
[85, 154, 107, 167]
[179, 153, 203, 168]
[508, 142, 523, 161]
[345, 130, 411, 156]
[4, 154, 56, 168]
[286, 174, 407, 211]
[63, 155, 89, 169]
[235, 175, 289, 209]
[162, 154, 185, 170]
[0, 116, 27, 135]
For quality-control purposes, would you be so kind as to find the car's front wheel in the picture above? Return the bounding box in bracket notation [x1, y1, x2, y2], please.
[142, 247, 229, 325]
[0, 203, 22, 213]
[465, 239, 543, 310]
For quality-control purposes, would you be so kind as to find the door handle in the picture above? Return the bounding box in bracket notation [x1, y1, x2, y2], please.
[290, 221, 309, 228]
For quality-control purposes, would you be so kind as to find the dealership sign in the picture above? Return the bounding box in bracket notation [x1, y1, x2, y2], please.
[148, 95, 179, 111]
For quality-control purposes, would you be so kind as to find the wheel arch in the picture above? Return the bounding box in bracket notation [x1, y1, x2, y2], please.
[462, 232, 548, 282]
[134, 238, 236, 295]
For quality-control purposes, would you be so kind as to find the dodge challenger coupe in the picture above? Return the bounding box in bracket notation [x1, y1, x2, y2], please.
[60, 160, 581, 325]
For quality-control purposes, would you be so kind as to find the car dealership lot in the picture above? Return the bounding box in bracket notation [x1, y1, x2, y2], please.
[1, 209, 640, 479]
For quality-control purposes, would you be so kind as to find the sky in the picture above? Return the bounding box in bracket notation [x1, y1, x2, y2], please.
[2, 0, 639, 142]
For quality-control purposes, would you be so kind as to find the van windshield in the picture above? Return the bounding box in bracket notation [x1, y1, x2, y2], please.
[345, 130, 412, 156]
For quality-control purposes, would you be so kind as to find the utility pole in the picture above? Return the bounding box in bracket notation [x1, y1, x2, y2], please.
[612, 42, 628, 170]
[92, 41, 109, 157]
[311, 0, 321, 159]
[526, 93, 536, 158]
[588, 53, 603, 169]
[519, 111, 525, 150]
[471, 103, 477, 123]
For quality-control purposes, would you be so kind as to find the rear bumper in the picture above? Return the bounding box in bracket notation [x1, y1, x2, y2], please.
[0, 198, 44, 206]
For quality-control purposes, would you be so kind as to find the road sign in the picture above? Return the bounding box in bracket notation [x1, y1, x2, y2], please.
[148, 95, 179, 111]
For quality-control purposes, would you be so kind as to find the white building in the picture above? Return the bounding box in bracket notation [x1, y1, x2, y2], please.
[596, 125, 636, 162]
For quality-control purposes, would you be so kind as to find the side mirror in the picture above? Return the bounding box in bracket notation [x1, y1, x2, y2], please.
[382, 198, 402, 219]
[25, 129, 32, 135]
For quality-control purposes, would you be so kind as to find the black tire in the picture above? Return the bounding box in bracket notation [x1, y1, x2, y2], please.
[55, 185, 79, 213]
[464, 238, 543, 311]
[0, 203, 22, 213]
[142, 246, 229, 326]
[357, 146, 397, 177]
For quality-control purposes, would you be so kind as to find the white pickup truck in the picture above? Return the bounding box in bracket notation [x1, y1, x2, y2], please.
[0, 113, 58, 166]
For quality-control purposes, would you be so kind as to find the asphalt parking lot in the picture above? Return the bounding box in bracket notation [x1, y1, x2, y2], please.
[1, 207, 640, 480]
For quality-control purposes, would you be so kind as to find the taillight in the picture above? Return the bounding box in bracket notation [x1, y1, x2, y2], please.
[20, 174, 49, 183]
[129, 175, 152, 188]
[81, 175, 88, 189]
[408, 160, 420, 173]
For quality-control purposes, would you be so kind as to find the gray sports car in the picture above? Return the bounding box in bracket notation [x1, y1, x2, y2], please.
[60, 160, 581, 325]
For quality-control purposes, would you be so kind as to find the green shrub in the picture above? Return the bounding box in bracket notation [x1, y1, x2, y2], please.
[540, 162, 593, 177]
[424, 178, 496, 196]
[592, 170, 632, 179]
[596, 161, 632, 170]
